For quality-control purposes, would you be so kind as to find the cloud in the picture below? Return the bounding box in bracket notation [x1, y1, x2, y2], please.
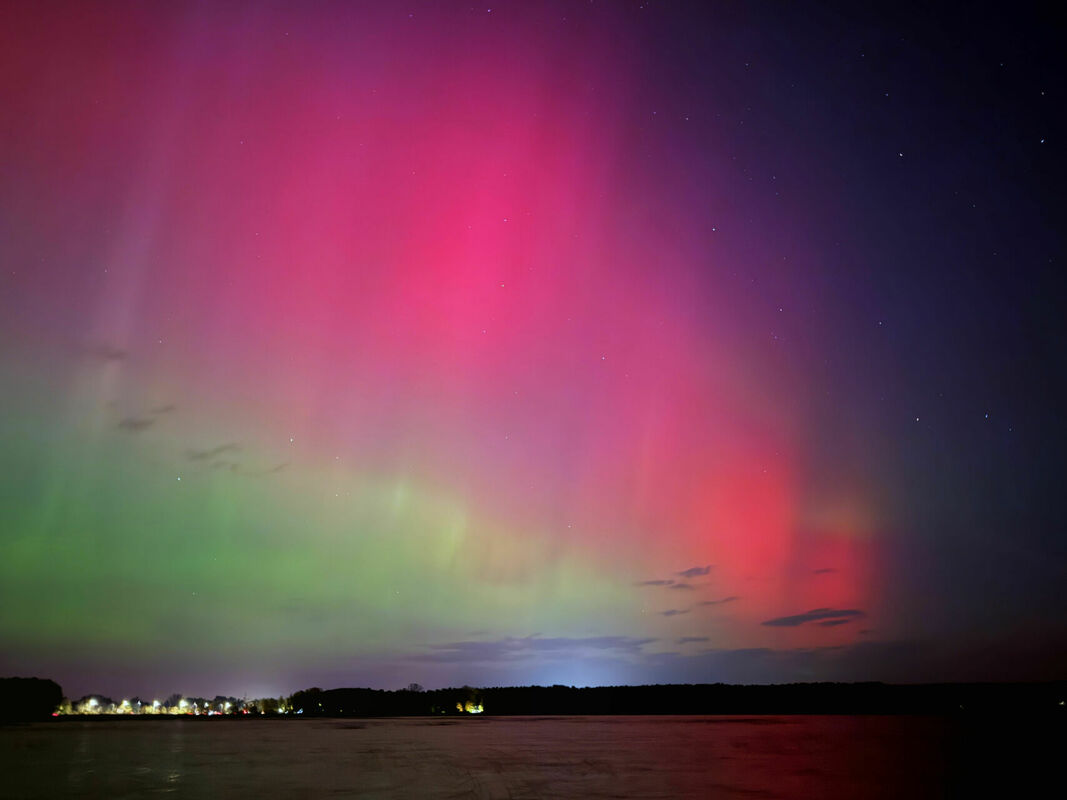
[636, 576, 702, 589]
[698, 596, 739, 606]
[87, 344, 128, 362]
[390, 637, 1063, 687]
[246, 461, 289, 476]
[117, 416, 154, 432]
[187, 443, 242, 461]
[677, 565, 712, 578]
[761, 608, 865, 627]
[150, 404, 176, 415]
[813, 568, 838, 574]
[202, 459, 288, 477]
[377, 638, 975, 687]
[678, 637, 709, 645]
[817, 619, 854, 627]
[660, 609, 690, 617]
[415, 635, 656, 663]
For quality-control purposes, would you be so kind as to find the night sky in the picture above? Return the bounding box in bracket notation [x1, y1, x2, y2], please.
[1, 1, 1064, 700]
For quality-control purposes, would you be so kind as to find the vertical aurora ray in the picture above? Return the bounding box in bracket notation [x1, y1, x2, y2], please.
[0, 1, 877, 692]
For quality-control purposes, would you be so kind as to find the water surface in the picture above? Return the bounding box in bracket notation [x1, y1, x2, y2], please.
[0, 715, 1038, 798]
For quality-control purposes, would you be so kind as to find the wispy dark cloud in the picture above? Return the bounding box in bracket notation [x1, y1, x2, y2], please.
[203, 459, 289, 477]
[87, 344, 128, 362]
[817, 619, 854, 627]
[390, 637, 1059, 686]
[247, 461, 289, 476]
[636, 575, 703, 589]
[187, 443, 242, 461]
[118, 416, 154, 432]
[678, 636, 709, 645]
[762, 608, 865, 627]
[813, 568, 838, 575]
[660, 609, 690, 617]
[677, 565, 712, 578]
[416, 635, 656, 663]
[698, 596, 739, 606]
[200, 458, 289, 477]
[149, 403, 176, 415]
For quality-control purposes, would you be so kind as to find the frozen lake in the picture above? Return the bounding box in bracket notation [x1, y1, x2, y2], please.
[0, 714, 1039, 798]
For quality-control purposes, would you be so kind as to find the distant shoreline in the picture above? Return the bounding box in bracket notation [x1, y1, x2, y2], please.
[7, 679, 1063, 722]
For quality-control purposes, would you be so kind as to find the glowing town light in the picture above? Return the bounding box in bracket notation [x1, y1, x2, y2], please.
[153, 700, 160, 708]
[89, 698, 98, 708]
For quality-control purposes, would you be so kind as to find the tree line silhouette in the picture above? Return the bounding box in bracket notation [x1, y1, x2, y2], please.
[4, 677, 1064, 721]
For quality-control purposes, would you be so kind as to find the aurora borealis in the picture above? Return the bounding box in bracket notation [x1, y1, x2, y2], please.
[1, 1, 1064, 699]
